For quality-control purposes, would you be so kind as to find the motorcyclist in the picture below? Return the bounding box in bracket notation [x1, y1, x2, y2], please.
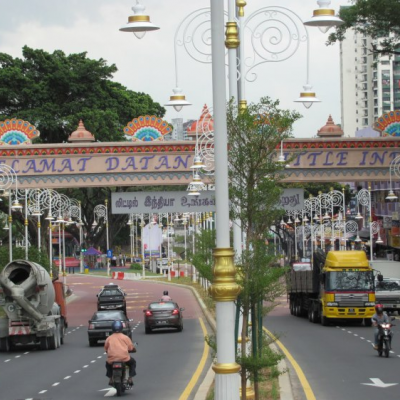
[104, 320, 136, 386]
[161, 290, 172, 301]
[371, 304, 390, 350]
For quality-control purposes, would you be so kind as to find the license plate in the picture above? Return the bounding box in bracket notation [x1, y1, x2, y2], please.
[348, 308, 355, 312]
[157, 321, 167, 324]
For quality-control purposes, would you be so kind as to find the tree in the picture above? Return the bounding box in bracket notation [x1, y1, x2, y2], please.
[327, 0, 400, 56]
[0, 46, 166, 143]
[227, 97, 301, 399]
[0, 46, 168, 252]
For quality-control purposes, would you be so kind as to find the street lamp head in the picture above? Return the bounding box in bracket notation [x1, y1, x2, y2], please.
[11, 199, 23, 211]
[45, 212, 54, 221]
[165, 87, 192, 112]
[355, 212, 363, 220]
[31, 208, 42, 217]
[92, 220, 98, 228]
[55, 213, 64, 224]
[294, 84, 321, 109]
[190, 154, 206, 169]
[376, 236, 384, 244]
[303, 0, 344, 33]
[119, 1, 160, 39]
[386, 190, 398, 201]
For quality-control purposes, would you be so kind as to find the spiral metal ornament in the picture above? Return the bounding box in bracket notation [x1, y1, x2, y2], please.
[27, 189, 42, 215]
[329, 190, 344, 210]
[39, 189, 60, 212]
[357, 188, 370, 211]
[371, 220, 382, 236]
[319, 192, 332, 211]
[54, 193, 70, 217]
[70, 199, 80, 219]
[94, 205, 107, 222]
[175, 8, 228, 66]
[196, 106, 215, 174]
[0, 164, 17, 191]
[243, 6, 308, 83]
[345, 220, 358, 235]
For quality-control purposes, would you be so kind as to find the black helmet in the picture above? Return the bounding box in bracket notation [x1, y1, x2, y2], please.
[163, 290, 168, 296]
[375, 304, 384, 315]
[112, 320, 123, 333]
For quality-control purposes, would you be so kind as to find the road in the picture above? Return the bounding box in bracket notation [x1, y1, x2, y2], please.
[0, 275, 212, 400]
[265, 295, 400, 400]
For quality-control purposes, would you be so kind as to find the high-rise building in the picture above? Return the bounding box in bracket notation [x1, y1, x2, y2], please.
[340, 22, 400, 136]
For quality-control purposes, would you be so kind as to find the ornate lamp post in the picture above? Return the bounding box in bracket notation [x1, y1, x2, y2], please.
[94, 200, 110, 276]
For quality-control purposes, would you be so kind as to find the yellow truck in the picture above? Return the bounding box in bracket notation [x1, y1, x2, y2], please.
[288, 250, 376, 326]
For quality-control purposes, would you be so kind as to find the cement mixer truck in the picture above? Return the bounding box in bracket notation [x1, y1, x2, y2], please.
[0, 260, 68, 351]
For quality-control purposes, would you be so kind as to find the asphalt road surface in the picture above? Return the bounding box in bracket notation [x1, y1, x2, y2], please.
[265, 295, 400, 400]
[0, 275, 212, 400]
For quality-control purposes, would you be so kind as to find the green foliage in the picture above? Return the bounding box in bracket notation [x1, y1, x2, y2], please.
[0, 46, 165, 143]
[227, 97, 301, 243]
[0, 246, 52, 274]
[237, 335, 284, 380]
[327, 0, 400, 57]
[191, 229, 216, 283]
[129, 263, 142, 271]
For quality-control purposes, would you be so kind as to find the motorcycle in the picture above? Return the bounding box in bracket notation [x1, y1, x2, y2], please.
[373, 317, 395, 358]
[111, 343, 137, 396]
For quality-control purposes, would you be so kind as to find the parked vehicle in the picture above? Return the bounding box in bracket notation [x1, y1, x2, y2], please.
[143, 301, 184, 334]
[373, 317, 395, 357]
[111, 345, 137, 397]
[0, 260, 68, 351]
[88, 310, 132, 346]
[288, 250, 376, 326]
[97, 283, 127, 313]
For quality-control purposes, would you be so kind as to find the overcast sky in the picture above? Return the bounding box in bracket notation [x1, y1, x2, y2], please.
[0, 0, 347, 138]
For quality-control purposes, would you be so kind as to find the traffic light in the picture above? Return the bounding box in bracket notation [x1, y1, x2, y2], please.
[81, 243, 87, 253]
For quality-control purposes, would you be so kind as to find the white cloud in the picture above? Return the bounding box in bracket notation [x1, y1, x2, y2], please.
[0, 0, 344, 138]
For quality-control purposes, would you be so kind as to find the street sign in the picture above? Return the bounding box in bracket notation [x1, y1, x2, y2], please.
[107, 250, 113, 259]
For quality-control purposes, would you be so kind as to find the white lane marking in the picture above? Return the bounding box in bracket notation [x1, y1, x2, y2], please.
[74, 370, 81, 373]
[83, 365, 89, 368]
[354, 334, 358, 337]
[15, 355, 21, 358]
[64, 376, 71, 380]
[360, 337, 365, 340]
[91, 360, 96, 363]
[24, 352, 29, 354]
[97, 356, 102, 359]
[4, 359, 10, 363]
[39, 390, 47, 394]
[52, 382, 60, 386]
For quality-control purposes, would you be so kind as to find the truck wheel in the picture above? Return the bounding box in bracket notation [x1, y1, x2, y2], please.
[321, 315, 329, 326]
[48, 332, 57, 350]
[289, 302, 294, 315]
[40, 337, 49, 350]
[0, 337, 10, 352]
[308, 308, 312, 321]
[60, 319, 65, 345]
[364, 318, 372, 327]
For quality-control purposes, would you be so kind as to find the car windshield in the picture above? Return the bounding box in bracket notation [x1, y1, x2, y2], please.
[149, 302, 176, 310]
[93, 311, 125, 320]
[376, 280, 400, 291]
[326, 270, 374, 291]
[100, 289, 122, 297]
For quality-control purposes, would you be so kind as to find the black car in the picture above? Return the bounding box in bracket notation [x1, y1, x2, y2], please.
[87, 310, 132, 346]
[97, 283, 127, 313]
[143, 301, 184, 334]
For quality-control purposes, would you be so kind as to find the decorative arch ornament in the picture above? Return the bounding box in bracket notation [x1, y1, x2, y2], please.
[374, 110, 400, 137]
[123, 115, 172, 141]
[0, 119, 40, 145]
